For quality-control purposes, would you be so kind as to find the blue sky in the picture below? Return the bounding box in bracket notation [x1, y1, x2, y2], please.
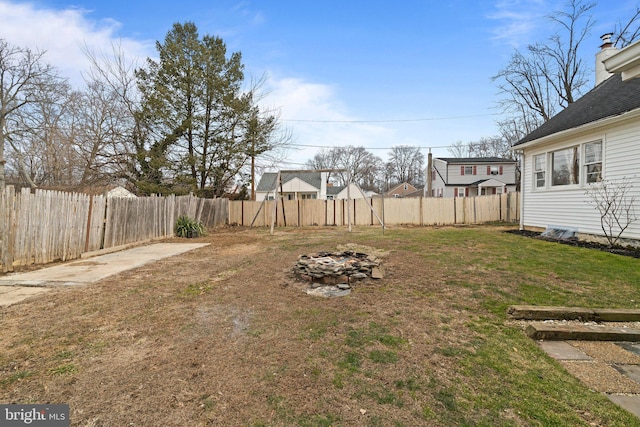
[1, 0, 638, 167]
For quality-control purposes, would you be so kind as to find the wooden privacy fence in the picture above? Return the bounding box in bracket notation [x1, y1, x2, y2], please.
[230, 192, 519, 228]
[0, 186, 228, 272]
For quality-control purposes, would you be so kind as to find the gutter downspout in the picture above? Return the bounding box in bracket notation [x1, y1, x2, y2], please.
[518, 150, 525, 231]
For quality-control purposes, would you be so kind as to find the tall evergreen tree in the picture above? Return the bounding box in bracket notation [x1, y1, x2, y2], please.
[134, 22, 282, 196]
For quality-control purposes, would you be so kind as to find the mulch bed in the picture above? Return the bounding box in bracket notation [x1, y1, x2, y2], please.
[505, 229, 640, 258]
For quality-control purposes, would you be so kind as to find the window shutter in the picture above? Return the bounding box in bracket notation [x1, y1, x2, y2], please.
[492, 188, 496, 195]
[465, 188, 469, 197]
[454, 188, 458, 197]
[499, 166, 503, 175]
[460, 166, 465, 175]
[473, 166, 477, 175]
[487, 166, 491, 175]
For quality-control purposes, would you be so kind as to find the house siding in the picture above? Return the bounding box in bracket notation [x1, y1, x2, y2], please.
[431, 159, 517, 198]
[521, 116, 640, 240]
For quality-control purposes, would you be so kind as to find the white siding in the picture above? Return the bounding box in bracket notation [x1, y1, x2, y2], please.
[521, 117, 640, 240]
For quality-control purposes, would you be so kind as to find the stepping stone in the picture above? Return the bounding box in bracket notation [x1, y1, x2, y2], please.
[538, 341, 592, 360]
[613, 365, 640, 384]
[616, 342, 640, 356]
[607, 394, 640, 418]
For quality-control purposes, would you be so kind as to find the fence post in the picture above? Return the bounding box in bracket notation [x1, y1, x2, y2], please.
[2, 186, 16, 272]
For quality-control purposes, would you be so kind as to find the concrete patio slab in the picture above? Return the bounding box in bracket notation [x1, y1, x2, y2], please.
[0, 286, 51, 306]
[0, 242, 209, 307]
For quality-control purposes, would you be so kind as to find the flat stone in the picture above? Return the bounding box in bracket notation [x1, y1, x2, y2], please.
[616, 342, 640, 356]
[371, 266, 385, 279]
[538, 341, 592, 360]
[613, 364, 640, 383]
[305, 286, 351, 298]
[526, 323, 640, 341]
[607, 394, 640, 418]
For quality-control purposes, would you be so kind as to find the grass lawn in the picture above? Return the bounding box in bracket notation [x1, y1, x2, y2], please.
[1, 224, 639, 426]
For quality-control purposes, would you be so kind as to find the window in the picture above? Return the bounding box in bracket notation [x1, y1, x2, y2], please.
[534, 154, 546, 188]
[584, 141, 602, 183]
[300, 193, 316, 200]
[464, 166, 473, 175]
[552, 146, 579, 186]
[457, 187, 466, 197]
[533, 140, 602, 189]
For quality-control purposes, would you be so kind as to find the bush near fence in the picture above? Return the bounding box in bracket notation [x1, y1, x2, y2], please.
[230, 192, 519, 227]
[0, 186, 227, 272]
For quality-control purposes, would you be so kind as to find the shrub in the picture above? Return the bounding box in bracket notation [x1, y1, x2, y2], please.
[175, 215, 206, 238]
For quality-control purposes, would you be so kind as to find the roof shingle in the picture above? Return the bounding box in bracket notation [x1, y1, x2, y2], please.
[514, 74, 640, 146]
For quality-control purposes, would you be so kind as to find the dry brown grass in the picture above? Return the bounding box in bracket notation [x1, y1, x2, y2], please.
[1, 225, 638, 426]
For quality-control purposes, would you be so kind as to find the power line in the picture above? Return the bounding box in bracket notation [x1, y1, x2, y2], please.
[281, 113, 499, 123]
[290, 143, 453, 150]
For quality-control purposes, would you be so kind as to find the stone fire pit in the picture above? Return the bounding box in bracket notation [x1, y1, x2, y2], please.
[293, 251, 384, 297]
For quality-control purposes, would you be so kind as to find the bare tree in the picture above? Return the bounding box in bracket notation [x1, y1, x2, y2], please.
[493, 0, 595, 128]
[448, 135, 515, 159]
[0, 39, 61, 190]
[585, 177, 638, 247]
[613, 7, 640, 48]
[305, 146, 383, 191]
[386, 145, 424, 187]
[493, 1, 640, 145]
[447, 141, 472, 158]
[9, 79, 80, 188]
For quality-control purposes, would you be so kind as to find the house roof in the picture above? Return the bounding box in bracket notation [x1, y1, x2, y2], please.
[435, 157, 516, 163]
[514, 73, 640, 146]
[256, 171, 323, 192]
[385, 182, 418, 195]
[327, 185, 345, 195]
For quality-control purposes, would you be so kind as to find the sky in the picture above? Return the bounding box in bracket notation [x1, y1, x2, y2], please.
[0, 0, 638, 169]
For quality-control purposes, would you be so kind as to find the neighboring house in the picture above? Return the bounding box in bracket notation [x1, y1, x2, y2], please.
[430, 158, 518, 198]
[255, 171, 366, 201]
[511, 35, 640, 242]
[385, 182, 420, 198]
[82, 185, 137, 198]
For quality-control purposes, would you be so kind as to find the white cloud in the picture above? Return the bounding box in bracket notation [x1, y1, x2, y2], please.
[0, 1, 153, 87]
[262, 75, 395, 167]
[487, 0, 549, 48]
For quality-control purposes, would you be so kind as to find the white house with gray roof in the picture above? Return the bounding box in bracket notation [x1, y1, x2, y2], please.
[430, 157, 518, 198]
[512, 35, 640, 241]
[255, 171, 366, 201]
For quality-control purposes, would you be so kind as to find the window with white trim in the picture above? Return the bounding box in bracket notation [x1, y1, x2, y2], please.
[584, 141, 602, 183]
[532, 140, 602, 189]
[463, 166, 473, 175]
[551, 146, 579, 186]
[534, 154, 545, 188]
[457, 187, 466, 197]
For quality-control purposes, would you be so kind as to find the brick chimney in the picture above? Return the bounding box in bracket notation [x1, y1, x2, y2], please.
[595, 33, 617, 86]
